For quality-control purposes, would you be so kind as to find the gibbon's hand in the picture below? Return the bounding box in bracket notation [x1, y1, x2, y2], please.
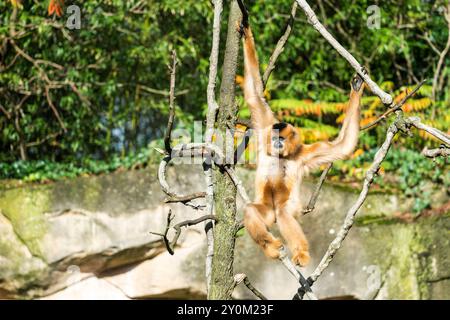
[352, 67, 368, 92]
[236, 21, 246, 38]
[351, 74, 364, 92]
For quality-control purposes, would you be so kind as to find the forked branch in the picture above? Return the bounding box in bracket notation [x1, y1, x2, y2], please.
[150, 210, 217, 255]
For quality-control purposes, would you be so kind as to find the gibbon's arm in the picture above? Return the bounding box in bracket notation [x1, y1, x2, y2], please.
[300, 76, 365, 170]
[242, 25, 276, 129]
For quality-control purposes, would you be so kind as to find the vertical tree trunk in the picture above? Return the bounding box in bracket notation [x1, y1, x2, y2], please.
[208, 0, 242, 300]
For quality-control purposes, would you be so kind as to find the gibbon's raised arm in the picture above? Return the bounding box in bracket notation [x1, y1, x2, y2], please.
[242, 25, 276, 129]
[300, 75, 365, 170]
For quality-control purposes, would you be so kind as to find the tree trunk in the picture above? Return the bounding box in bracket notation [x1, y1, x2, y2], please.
[208, 0, 242, 300]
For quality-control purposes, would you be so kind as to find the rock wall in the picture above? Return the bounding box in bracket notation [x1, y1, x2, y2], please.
[0, 165, 448, 299]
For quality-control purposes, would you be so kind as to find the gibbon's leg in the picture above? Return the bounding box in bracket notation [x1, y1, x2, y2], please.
[241, 24, 276, 129]
[244, 203, 282, 259]
[276, 208, 310, 266]
[300, 73, 365, 170]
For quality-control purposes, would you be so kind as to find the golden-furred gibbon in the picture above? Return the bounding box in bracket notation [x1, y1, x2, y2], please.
[240, 22, 365, 266]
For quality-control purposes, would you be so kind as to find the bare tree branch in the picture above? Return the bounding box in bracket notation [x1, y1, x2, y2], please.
[45, 86, 67, 132]
[164, 50, 178, 155]
[26, 130, 62, 148]
[150, 210, 217, 255]
[422, 146, 450, 158]
[262, 1, 298, 87]
[164, 192, 207, 204]
[157, 53, 210, 209]
[278, 247, 318, 300]
[431, 3, 450, 103]
[301, 121, 399, 297]
[204, 0, 224, 293]
[0, 103, 11, 119]
[295, 0, 393, 105]
[406, 116, 450, 146]
[234, 273, 267, 300]
[361, 79, 427, 131]
[302, 162, 333, 215]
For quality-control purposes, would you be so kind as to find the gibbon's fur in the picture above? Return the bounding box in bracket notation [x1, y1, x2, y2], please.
[241, 24, 365, 266]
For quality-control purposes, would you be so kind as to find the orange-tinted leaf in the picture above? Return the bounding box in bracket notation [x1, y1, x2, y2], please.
[48, 2, 55, 15]
[48, 0, 64, 17]
[352, 148, 364, 158]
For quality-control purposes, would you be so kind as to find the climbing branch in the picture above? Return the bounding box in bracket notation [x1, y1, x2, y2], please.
[295, 0, 393, 105]
[295, 121, 399, 300]
[278, 247, 318, 300]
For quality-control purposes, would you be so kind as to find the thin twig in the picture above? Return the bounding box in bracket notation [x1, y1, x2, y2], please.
[164, 50, 178, 154]
[164, 192, 207, 204]
[431, 3, 450, 104]
[45, 86, 67, 132]
[362, 79, 427, 131]
[262, 1, 298, 87]
[234, 274, 268, 300]
[0, 104, 11, 119]
[26, 130, 62, 148]
[302, 162, 333, 215]
[150, 210, 218, 255]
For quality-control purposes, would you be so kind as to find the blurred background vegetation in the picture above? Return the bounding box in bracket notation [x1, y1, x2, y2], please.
[0, 1, 449, 213]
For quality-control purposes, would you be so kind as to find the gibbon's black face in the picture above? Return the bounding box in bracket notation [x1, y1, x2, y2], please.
[269, 122, 301, 158]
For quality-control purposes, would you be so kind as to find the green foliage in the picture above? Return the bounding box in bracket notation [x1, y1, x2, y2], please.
[0, 145, 162, 182]
[0, 0, 212, 162]
[332, 147, 449, 213]
[1, 0, 449, 197]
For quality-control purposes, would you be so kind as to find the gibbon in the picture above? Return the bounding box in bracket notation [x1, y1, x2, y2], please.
[240, 23, 365, 266]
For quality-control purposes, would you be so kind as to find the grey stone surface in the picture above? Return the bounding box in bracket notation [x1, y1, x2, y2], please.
[0, 165, 448, 299]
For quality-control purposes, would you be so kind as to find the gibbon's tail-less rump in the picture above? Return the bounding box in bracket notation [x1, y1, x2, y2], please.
[241, 22, 365, 266]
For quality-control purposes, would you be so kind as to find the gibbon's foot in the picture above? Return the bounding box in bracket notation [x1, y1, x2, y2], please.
[262, 238, 283, 259]
[292, 248, 310, 267]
